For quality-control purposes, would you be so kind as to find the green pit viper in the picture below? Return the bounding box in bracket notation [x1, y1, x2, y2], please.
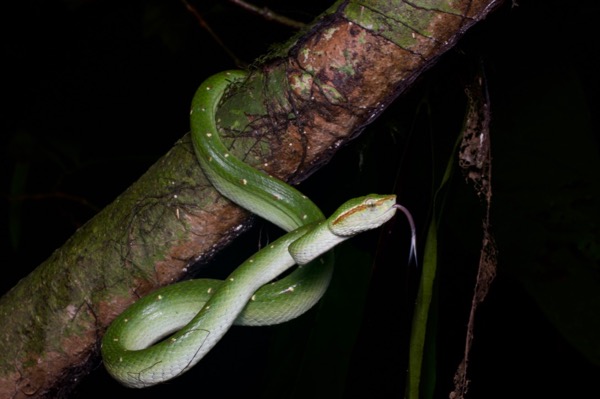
[101, 70, 415, 388]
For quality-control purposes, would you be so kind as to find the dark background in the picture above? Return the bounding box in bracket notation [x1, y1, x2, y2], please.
[1, 1, 598, 398]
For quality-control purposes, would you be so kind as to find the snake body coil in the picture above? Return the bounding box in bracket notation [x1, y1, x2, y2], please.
[101, 71, 400, 388]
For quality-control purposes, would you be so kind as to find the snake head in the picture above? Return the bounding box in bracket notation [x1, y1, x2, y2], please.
[329, 194, 397, 237]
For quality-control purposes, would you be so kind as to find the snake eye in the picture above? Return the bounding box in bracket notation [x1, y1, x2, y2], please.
[364, 198, 377, 208]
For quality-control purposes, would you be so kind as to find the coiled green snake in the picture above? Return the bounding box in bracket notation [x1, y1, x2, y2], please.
[101, 70, 413, 388]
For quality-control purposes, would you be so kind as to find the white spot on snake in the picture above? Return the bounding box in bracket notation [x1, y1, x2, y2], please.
[229, 277, 235, 281]
[173, 194, 178, 199]
[241, 178, 248, 185]
[201, 107, 206, 112]
[157, 295, 163, 300]
[113, 338, 119, 342]
[207, 287, 213, 294]
[119, 357, 123, 362]
[171, 337, 177, 342]
[251, 295, 256, 301]
[124, 318, 129, 323]
[264, 163, 269, 167]
[249, 259, 254, 263]
[206, 132, 212, 137]
[224, 153, 230, 158]
[302, 214, 308, 220]
[206, 86, 212, 91]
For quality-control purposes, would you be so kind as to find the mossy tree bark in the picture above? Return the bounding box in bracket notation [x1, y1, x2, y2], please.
[0, 1, 503, 397]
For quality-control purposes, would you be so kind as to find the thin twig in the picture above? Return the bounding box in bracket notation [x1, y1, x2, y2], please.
[450, 66, 498, 399]
[181, 0, 247, 68]
[228, 0, 307, 29]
